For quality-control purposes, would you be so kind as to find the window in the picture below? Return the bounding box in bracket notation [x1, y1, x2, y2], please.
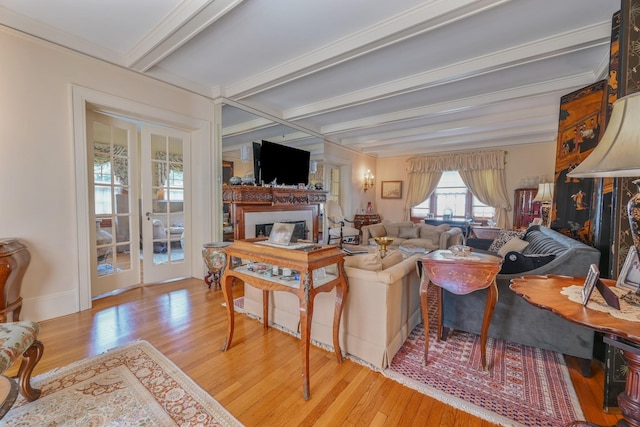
[411, 171, 494, 221]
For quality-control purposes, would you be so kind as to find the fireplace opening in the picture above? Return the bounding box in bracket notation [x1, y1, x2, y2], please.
[256, 220, 307, 242]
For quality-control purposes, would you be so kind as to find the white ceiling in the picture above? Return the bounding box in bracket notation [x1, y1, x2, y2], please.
[0, 0, 621, 158]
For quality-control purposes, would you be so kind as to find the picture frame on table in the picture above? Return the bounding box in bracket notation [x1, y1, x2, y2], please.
[582, 263, 600, 305]
[617, 246, 640, 293]
[381, 181, 402, 199]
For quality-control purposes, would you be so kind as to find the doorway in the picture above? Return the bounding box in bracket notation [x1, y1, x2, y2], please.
[86, 111, 191, 298]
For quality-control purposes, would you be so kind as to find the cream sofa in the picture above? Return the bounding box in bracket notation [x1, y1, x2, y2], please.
[361, 220, 463, 251]
[243, 250, 423, 369]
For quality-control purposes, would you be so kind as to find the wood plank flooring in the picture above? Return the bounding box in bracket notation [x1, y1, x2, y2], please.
[16, 278, 623, 426]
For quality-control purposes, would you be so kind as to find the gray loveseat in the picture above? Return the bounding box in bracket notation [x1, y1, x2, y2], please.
[442, 225, 601, 376]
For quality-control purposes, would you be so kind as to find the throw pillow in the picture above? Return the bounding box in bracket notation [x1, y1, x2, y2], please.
[500, 253, 556, 274]
[398, 226, 419, 239]
[344, 252, 382, 271]
[488, 229, 526, 253]
[368, 223, 387, 238]
[497, 237, 530, 257]
[381, 250, 404, 270]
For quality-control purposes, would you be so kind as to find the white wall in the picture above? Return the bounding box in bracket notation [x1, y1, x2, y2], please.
[374, 142, 557, 227]
[323, 142, 376, 218]
[0, 28, 216, 321]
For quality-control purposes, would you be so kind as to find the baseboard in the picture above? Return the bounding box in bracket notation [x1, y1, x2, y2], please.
[21, 289, 79, 322]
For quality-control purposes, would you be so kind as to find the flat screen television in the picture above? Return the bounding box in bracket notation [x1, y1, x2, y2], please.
[256, 140, 310, 185]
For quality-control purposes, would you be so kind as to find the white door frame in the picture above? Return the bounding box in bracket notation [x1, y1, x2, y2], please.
[72, 85, 215, 311]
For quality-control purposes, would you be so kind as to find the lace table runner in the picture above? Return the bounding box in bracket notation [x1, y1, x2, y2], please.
[561, 285, 640, 322]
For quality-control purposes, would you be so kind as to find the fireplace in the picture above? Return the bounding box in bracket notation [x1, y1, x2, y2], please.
[223, 186, 326, 242]
[255, 220, 307, 241]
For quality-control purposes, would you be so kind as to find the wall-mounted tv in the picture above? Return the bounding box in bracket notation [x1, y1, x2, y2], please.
[255, 140, 310, 186]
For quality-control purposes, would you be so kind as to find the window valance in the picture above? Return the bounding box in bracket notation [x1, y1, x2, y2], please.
[406, 150, 506, 173]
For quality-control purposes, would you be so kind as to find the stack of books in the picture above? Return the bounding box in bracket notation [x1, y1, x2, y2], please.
[399, 245, 427, 255]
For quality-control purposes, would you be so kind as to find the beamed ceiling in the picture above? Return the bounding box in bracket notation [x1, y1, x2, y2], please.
[0, 0, 621, 158]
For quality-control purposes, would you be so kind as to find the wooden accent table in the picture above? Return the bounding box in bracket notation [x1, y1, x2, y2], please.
[510, 274, 636, 427]
[420, 250, 503, 370]
[353, 214, 381, 230]
[220, 238, 348, 400]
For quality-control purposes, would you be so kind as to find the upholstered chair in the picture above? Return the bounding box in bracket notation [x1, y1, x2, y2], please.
[326, 200, 360, 246]
[0, 321, 44, 401]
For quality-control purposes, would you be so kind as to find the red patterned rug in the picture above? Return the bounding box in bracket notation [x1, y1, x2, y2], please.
[384, 284, 584, 427]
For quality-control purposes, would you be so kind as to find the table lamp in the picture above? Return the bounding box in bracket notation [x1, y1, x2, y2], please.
[532, 182, 554, 227]
[567, 92, 640, 257]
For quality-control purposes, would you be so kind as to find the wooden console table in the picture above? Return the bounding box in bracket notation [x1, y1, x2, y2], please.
[353, 214, 381, 230]
[420, 250, 503, 370]
[220, 238, 348, 400]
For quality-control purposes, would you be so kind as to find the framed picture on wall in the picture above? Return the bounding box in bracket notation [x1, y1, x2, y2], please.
[381, 181, 402, 199]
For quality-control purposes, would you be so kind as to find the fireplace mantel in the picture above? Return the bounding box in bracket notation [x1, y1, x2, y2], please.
[223, 186, 327, 242]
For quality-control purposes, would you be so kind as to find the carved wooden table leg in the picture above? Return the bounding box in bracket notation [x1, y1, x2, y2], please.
[420, 277, 430, 365]
[300, 271, 312, 401]
[221, 274, 235, 351]
[331, 262, 347, 363]
[262, 289, 269, 330]
[480, 281, 498, 370]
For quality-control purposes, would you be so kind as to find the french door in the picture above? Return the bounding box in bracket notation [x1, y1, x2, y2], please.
[88, 111, 140, 297]
[87, 112, 191, 296]
[140, 125, 191, 284]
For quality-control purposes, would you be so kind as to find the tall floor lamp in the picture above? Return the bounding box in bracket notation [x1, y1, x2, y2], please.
[533, 183, 554, 227]
[567, 92, 640, 257]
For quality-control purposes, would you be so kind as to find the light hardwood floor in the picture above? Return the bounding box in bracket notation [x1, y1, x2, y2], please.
[16, 278, 623, 426]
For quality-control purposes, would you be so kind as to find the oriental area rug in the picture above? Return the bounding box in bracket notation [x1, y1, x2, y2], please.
[2, 340, 243, 426]
[384, 284, 584, 427]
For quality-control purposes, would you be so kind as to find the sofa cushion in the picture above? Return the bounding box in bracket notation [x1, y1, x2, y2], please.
[497, 237, 529, 257]
[398, 226, 419, 239]
[500, 252, 556, 274]
[382, 221, 414, 237]
[344, 252, 382, 271]
[368, 223, 387, 238]
[416, 223, 446, 245]
[488, 229, 526, 253]
[381, 250, 404, 270]
[403, 238, 439, 250]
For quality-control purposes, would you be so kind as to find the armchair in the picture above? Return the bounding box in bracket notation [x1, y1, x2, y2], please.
[326, 200, 360, 246]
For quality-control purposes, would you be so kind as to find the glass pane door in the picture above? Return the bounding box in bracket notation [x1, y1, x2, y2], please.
[88, 111, 140, 297]
[141, 125, 190, 283]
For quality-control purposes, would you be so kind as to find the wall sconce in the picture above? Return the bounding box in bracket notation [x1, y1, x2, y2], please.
[309, 160, 318, 174]
[363, 170, 374, 191]
[533, 182, 554, 227]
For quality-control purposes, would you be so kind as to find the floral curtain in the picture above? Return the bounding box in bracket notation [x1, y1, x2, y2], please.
[94, 142, 129, 185]
[404, 150, 511, 227]
[154, 152, 183, 186]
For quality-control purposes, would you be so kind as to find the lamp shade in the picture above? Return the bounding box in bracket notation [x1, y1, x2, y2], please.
[533, 183, 554, 202]
[567, 92, 640, 178]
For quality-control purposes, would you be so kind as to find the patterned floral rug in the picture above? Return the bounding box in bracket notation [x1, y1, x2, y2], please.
[384, 284, 584, 427]
[3, 340, 242, 426]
